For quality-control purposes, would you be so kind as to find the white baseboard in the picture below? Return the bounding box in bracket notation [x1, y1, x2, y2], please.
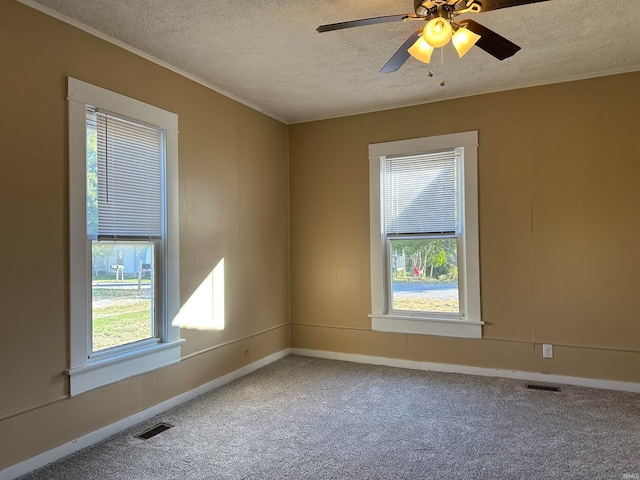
[291, 348, 640, 394]
[1, 348, 291, 480]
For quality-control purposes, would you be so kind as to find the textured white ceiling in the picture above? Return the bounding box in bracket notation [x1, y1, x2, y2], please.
[26, 0, 640, 123]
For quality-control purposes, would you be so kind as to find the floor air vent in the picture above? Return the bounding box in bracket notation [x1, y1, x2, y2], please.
[527, 384, 560, 392]
[135, 423, 174, 440]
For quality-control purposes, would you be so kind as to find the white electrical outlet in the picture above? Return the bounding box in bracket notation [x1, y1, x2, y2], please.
[542, 344, 553, 359]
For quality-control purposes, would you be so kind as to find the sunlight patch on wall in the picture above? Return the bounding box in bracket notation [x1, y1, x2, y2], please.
[172, 258, 225, 330]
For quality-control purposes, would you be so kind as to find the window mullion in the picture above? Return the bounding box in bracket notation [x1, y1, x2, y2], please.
[386, 232, 457, 240]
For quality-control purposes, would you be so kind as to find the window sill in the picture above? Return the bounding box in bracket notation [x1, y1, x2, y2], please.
[369, 314, 483, 339]
[67, 339, 185, 396]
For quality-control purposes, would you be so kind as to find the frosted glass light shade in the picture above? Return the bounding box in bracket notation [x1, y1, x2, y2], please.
[423, 17, 453, 48]
[452, 27, 481, 58]
[408, 37, 435, 64]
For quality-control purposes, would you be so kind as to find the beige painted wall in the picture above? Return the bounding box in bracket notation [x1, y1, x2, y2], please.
[0, 1, 289, 469]
[2, 0, 640, 472]
[289, 72, 640, 383]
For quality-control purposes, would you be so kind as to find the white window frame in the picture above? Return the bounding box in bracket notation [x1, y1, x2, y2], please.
[67, 78, 183, 396]
[368, 131, 482, 339]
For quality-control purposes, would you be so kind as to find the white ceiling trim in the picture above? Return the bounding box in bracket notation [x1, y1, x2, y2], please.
[16, 0, 288, 124]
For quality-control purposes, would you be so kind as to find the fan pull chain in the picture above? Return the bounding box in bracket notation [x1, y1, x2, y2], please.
[427, 48, 446, 86]
[440, 48, 446, 86]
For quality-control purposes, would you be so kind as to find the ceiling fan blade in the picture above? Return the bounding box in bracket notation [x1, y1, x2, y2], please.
[457, 19, 521, 60]
[380, 30, 422, 74]
[317, 14, 412, 33]
[476, 0, 550, 13]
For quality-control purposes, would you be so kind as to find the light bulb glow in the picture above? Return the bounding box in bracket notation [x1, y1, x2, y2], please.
[423, 17, 453, 48]
[452, 27, 481, 58]
[407, 37, 434, 64]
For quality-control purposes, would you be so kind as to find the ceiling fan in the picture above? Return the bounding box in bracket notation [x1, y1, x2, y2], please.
[317, 0, 549, 73]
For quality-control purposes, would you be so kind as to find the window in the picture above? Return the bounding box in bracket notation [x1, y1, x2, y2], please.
[68, 78, 183, 395]
[369, 131, 482, 338]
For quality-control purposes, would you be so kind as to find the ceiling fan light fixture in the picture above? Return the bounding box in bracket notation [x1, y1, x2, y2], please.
[452, 26, 481, 58]
[408, 36, 435, 64]
[423, 17, 453, 48]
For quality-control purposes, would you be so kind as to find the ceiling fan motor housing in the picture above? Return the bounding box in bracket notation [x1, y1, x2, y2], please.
[414, 0, 480, 18]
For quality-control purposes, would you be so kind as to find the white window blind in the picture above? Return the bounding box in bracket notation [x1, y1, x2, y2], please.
[384, 150, 459, 235]
[93, 110, 163, 240]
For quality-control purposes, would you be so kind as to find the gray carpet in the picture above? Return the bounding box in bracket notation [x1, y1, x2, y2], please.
[19, 355, 640, 479]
